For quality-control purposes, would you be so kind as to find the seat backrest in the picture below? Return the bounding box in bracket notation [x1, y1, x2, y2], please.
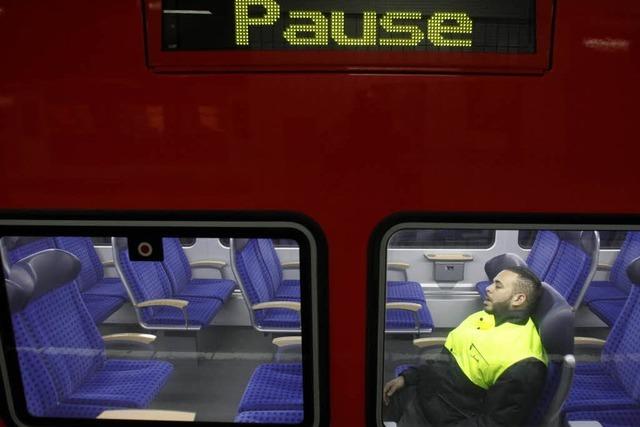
[256, 239, 283, 295]
[1, 236, 56, 275]
[112, 237, 174, 323]
[7, 250, 106, 408]
[53, 237, 105, 292]
[528, 282, 575, 427]
[484, 253, 528, 282]
[600, 256, 640, 397]
[544, 232, 595, 307]
[230, 239, 274, 325]
[527, 231, 562, 280]
[161, 237, 193, 295]
[608, 232, 640, 294]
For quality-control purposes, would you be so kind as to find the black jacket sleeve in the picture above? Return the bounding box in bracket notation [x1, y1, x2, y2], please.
[450, 358, 547, 427]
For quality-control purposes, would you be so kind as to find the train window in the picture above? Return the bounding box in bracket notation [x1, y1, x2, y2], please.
[518, 230, 628, 249]
[91, 236, 197, 247]
[219, 238, 299, 248]
[388, 229, 495, 249]
[369, 216, 640, 427]
[0, 214, 327, 425]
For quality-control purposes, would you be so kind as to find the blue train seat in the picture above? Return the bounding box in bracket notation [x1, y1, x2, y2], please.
[562, 256, 640, 424]
[6, 249, 173, 418]
[1, 236, 125, 324]
[234, 363, 303, 423]
[565, 409, 640, 426]
[385, 263, 434, 334]
[545, 231, 599, 308]
[113, 237, 223, 329]
[476, 230, 562, 299]
[231, 239, 301, 333]
[161, 238, 236, 302]
[384, 289, 434, 334]
[256, 239, 300, 301]
[584, 232, 640, 327]
[236, 363, 303, 413]
[235, 410, 304, 423]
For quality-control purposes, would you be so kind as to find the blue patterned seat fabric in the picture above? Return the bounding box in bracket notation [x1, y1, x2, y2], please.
[584, 232, 640, 327]
[234, 239, 301, 330]
[565, 409, 640, 426]
[161, 238, 236, 302]
[563, 257, 640, 425]
[256, 239, 301, 301]
[385, 281, 434, 332]
[543, 237, 592, 306]
[117, 246, 222, 327]
[8, 251, 173, 418]
[235, 363, 303, 423]
[235, 410, 304, 423]
[476, 230, 561, 299]
[2, 236, 126, 324]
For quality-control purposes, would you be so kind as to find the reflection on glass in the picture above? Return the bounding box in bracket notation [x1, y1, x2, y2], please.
[382, 228, 640, 426]
[2, 236, 303, 423]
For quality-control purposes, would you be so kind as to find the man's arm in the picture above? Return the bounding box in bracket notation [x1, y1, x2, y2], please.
[450, 358, 547, 427]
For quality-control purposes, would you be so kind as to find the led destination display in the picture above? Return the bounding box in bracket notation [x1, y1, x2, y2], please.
[163, 0, 536, 53]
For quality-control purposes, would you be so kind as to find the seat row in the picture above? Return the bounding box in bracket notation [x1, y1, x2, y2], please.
[476, 230, 599, 310]
[476, 231, 640, 327]
[1, 236, 238, 329]
[5, 250, 174, 418]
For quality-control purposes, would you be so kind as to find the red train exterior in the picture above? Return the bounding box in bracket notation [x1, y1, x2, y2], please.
[1, 0, 639, 425]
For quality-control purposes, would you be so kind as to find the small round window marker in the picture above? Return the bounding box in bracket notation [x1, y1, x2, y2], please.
[138, 242, 153, 257]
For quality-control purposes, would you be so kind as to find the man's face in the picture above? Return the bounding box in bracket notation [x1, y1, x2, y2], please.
[484, 270, 521, 315]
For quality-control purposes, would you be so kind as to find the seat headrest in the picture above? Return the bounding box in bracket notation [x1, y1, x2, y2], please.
[112, 237, 128, 252]
[1, 236, 48, 251]
[627, 256, 640, 285]
[533, 282, 574, 356]
[555, 231, 598, 255]
[232, 239, 251, 253]
[578, 231, 599, 256]
[484, 253, 528, 282]
[12, 249, 81, 304]
[5, 261, 36, 313]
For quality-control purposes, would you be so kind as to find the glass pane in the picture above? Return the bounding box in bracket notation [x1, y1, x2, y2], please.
[519, 230, 628, 249]
[1, 233, 312, 424]
[388, 229, 495, 248]
[379, 225, 640, 427]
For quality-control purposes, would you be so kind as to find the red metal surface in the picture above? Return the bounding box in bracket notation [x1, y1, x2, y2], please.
[0, 0, 640, 425]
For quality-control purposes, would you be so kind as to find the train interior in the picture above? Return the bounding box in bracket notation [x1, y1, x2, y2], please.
[1, 227, 639, 425]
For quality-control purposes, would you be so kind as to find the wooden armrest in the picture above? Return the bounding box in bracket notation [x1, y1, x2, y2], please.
[574, 337, 607, 348]
[386, 302, 422, 312]
[102, 333, 157, 345]
[137, 299, 189, 309]
[101, 260, 115, 268]
[273, 336, 302, 347]
[387, 262, 410, 270]
[424, 253, 473, 262]
[190, 260, 226, 270]
[281, 261, 299, 269]
[413, 337, 446, 348]
[597, 263, 613, 271]
[252, 301, 301, 311]
[98, 409, 196, 421]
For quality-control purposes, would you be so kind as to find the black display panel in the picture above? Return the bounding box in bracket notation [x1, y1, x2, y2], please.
[162, 0, 536, 53]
